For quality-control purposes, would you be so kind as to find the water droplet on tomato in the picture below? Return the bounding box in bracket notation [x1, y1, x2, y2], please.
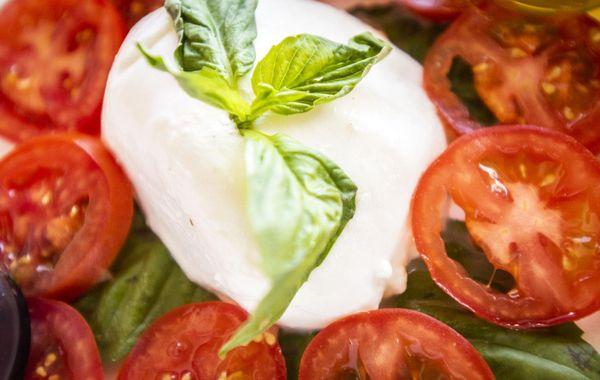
[167, 340, 190, 359]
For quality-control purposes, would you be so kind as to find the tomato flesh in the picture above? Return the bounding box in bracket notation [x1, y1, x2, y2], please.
[0, 134, 133, 300]
[118, 302, 287, 380]
[299, 309, 494, 380]
[411, 125, 600, 327]
[423, 5, 600, 152]
[112, 0, 163, 28]
[0, 0, 125, 141]
[26, 298, 102, 380]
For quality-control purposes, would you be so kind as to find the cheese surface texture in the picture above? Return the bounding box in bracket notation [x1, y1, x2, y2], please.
[102, 0, 447, 330]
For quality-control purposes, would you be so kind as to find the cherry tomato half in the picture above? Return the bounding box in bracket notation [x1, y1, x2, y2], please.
[26, 298, 103, 380]
[118, 302, 287, 380]
[112, 0, 163, 29]
[0, 134, 133, 300]
[299, 308, 494, 380]
[423, 5, 600, 152]
[0, 0, 125, 141]
[412, 125, 600, 328]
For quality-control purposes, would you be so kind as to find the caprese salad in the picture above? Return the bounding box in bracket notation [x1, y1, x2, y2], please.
[0, 0, 599, 379]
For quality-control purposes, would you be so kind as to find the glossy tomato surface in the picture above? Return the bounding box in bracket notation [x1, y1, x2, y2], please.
[26, 298, 102, 380]
[0, 134, 133, 300]
[0, 0, 125, 141]
[299, 308, 494, 380]
[423, 4, 600, 151]
[412, 125, 600, 328]
[118, 302, 287, 380]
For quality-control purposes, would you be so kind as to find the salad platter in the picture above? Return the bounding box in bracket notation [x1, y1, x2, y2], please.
[0, 0, 599, 379]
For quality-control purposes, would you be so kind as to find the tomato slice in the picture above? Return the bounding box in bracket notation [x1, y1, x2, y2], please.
[412, 125, 600, 328]
[26, 298, 103, 380]
[299, 309, 493, 380]
[423, 5, 600, 152]
[400, 0, 473, 22]
[112, 0, 163, 29]
[0, 0, 125, 142]
[118, 302, 287, 380]
[0, 134, 133, 300]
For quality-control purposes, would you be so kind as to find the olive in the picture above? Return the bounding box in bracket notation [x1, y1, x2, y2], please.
[0, 273, 30, 380]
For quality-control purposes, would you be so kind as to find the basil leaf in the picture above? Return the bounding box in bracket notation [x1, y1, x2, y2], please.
[250, 32, 391, 118]
[76, 218, 215, 362]
[219, 130, 357, 356]
[166, 0, 257, 84]
[138, 44, 250, 118]
[383, 220, 600, 380]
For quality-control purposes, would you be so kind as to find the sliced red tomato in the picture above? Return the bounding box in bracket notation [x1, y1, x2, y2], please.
[26, 298, 103, 380]
[0, 134, 133, 300]
[112, 0, 163, 29]
[299, 309, 493, 380]
[412, 125, 600, 328]
[401, 0, 473, 22]
[118, 302, 287, 380]
[423, 5, 600, 152]
[0, 0, 125, 142]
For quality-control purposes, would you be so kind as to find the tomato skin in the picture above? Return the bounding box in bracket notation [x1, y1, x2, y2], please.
[423, 5, 600, 152]
[0, 0, 125, 141]
[118, 302, 287, 380]
[0, 134, 133, 301]
[411, 125, 600, 328]
[299, 308, 494, 380]
[26, 297, 103, 380]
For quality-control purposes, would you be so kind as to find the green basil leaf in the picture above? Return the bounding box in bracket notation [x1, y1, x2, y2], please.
[76, 217, 215, 362]
[137, 44, 250, 118]
[383, 220, 600, 380]
[166, 0, 258, 84]
[219, 130, 357, 356]
[250, 32, 391, 118]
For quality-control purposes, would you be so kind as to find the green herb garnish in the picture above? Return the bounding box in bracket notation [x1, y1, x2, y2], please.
[137, 0, 390, 357]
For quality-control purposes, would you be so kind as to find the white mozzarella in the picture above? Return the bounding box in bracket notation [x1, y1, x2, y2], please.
[102, 0, 438, 330]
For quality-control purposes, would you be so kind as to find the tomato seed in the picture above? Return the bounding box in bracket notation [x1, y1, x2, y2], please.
[541, 82, 556, 95]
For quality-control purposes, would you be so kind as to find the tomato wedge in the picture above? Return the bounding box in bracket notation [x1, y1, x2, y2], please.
[0, 134, 133, 300]
[118, 302, 287, 380]
[0, 0, 125, 142]
[26, 298, 102, 380]
[112, 0, 163, 29]
[412, 125, 600, 328]
[299, 309, 493, 380]
[423, 5, 600, 152]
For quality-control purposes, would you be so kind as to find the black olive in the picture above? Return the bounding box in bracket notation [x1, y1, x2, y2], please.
[0, 273, 30, 380]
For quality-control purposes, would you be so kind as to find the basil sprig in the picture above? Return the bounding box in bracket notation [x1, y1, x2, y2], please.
[138, 0, 390, 356]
